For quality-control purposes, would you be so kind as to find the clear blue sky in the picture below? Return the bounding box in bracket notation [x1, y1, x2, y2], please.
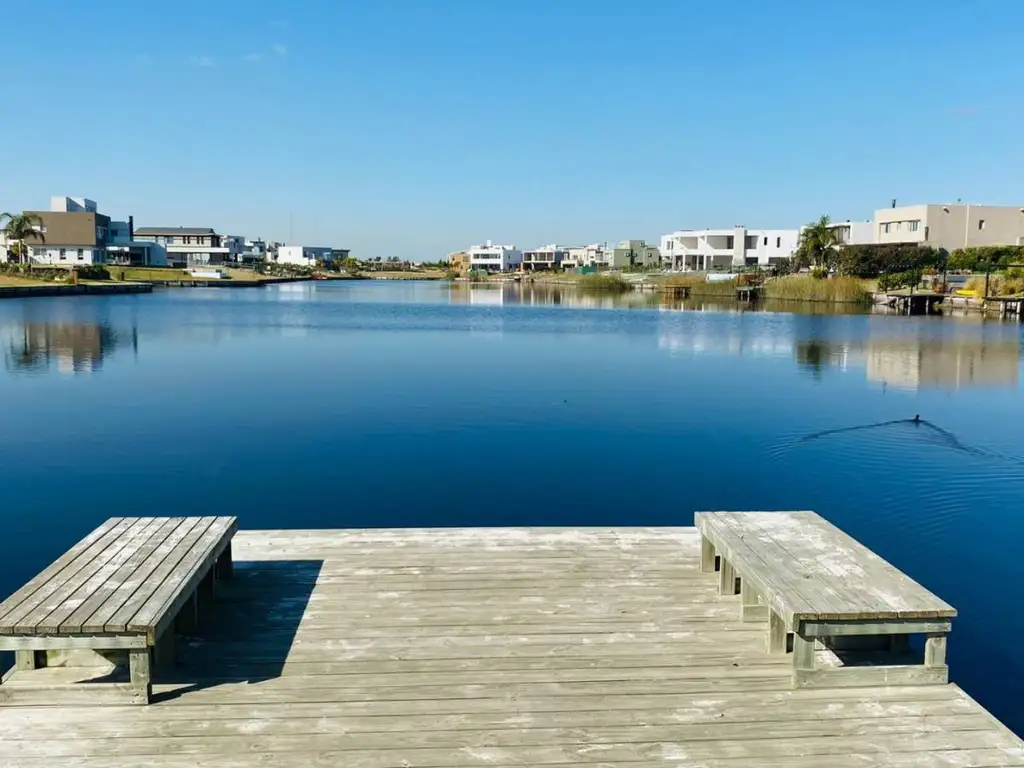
[3, 0, 1022, 258]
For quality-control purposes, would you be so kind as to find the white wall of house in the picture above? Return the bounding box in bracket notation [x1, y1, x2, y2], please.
[563, 244, 606, 268]
[661, 228, 798, 270]
[29, 246, 107, 265]
[829, 220, 875, 246]
[277, 245, 334, 266]
[468, 241, 522, 271]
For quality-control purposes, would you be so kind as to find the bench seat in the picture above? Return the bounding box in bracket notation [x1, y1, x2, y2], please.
[0, 516, 237, 704]
[694, 510, 956, 688]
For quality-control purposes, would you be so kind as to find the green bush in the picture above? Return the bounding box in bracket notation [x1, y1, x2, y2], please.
[878, 270, 922, 292]
[578, 274, 631, 292]
[836, 244, 945, 278]
[947, 246, 1024, 271]
[76, 265, 110, 280]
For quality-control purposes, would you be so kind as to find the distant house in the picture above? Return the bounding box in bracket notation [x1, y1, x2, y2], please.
[448, 251, 471, 272]
[276, 245, 333, 267]
[4, 196, 165, 267]
[468, 241, 522, 272]
[604, 240, 661, 269]
[522, 244, 570, 271]
[133, 226, 242, 267]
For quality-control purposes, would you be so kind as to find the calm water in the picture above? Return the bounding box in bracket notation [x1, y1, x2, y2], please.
[2, 281, 1023, 729]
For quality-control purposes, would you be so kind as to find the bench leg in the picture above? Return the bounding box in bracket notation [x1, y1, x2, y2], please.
[217, 542, 234, 581]
[924, 633, 947, 669]
[14, 651, 39, 671]
[718, 557, 737, 596]
[768, 609, 788, 654]
[740, 579, 768, 622]
[700, 536, 716, 574]
[129, 648, 152, 704]
[792, 631, 815, 686]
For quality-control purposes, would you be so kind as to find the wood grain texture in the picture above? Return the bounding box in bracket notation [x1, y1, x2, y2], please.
[0, 526, 1018, 767]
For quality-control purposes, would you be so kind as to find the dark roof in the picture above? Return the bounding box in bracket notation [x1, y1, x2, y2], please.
[134, 226, 217, 236]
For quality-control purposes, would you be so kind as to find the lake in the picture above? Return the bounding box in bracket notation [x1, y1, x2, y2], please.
[1, 281, 1023, 731]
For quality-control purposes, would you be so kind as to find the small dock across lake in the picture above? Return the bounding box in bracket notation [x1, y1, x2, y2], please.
[0, 521, 1021, 766]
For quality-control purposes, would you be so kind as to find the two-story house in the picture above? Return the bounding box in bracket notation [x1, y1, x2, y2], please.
[133, 227, 242, 267]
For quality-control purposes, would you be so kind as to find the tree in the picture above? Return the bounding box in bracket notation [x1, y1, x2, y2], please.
[343, 257, 360, 275]
[1, 212, 45, 272]
[795, 215, 840, 272]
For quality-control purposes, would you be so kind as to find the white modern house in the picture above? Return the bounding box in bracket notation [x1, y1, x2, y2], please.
[522, 244, 570, 271]
[468, 241, 522, 272]
[828, 220, 875, 246]
[276, 245, 333, 267]
[660, 227, 799, 270]
[133, 226, 241, 267]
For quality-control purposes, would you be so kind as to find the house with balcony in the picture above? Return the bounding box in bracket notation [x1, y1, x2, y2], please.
[660, 228, 798, 271]
[133, 226, 241, 267]
[522, 244, 569, 271]
[468, 241, 522, 272]
[562, 244, 607, 269]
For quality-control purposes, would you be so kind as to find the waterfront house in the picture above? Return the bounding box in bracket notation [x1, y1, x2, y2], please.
[276, 245, 334, 267]
[874, 203, 1024, 250]
[468, 241, 522, 272]
[522, 244, 570, 271]
[133, 226, 241, 267]
[562, 244, 608, 269]
[660, 228, 798, 271]
[3, 197, 165, 267]
[448, 251, 472, 272]
[604, 239, 661, 269]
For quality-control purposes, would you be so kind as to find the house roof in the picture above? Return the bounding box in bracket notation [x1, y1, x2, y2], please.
[134, 226, 217, 236]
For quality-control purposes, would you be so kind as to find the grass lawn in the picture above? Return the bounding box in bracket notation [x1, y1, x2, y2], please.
[366, 270, 448, 279]
[0, 275, 50, 287]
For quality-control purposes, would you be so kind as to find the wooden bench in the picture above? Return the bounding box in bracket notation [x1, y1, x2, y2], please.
[0, 516, 237, 704]
[694, 510, 957, 689]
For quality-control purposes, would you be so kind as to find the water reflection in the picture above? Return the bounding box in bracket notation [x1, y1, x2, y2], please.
[795, 332, 1021, 391]
[3, 322, 134, 375]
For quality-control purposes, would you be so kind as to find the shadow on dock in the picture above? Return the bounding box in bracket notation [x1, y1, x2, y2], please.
[151, 559, 323, 701]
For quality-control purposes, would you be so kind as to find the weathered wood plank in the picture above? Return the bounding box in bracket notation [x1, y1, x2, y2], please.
[33, 518, 167, 634]
[63, 518, 187, 634]
[0, 519, 134, 634]
[84, 518, 207, 633]
[101, 518, 218, 635]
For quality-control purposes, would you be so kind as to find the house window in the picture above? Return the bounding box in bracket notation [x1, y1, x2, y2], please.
[978, 219, 986, 230]
[882, 222, 891, 234]
[776, 237, 781, 248]
[59, 248, 66, 258]
[908, 220, 920, 232]
[77, 249, 84, 259]
[763, 236, 768, 246]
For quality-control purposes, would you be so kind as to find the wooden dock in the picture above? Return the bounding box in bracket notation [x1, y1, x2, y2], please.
[1, 527, 1022, 767]
[886, 292, 944, 315]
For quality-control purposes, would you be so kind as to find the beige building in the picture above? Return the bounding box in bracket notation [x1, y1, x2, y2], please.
[875, 204, 1024, 251]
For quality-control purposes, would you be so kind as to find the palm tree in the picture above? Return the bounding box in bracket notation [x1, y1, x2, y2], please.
[796, 215, 840, 272]
[1, 212, 45, 272]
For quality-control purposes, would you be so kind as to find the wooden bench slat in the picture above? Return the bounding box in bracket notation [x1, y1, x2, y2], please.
[1, 519, 147, 635]
[29, 518, 167, 634]
[81, 518, 206, 634]
[0, 518, 126, 632]
[728, 512, 885, 622]
[61, 518, 190, 634]
[103, 517, 219, 635]
[697, 513, 827, 625]
[743, 511, 954, 620]
[696, 511, 955, 625]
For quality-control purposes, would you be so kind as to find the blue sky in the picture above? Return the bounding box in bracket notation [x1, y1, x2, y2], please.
[3, 0, 1022, 258]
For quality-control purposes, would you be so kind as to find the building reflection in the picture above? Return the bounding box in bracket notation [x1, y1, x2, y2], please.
[3, 322, 133, 374]
[795, 334, 1020, 391]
